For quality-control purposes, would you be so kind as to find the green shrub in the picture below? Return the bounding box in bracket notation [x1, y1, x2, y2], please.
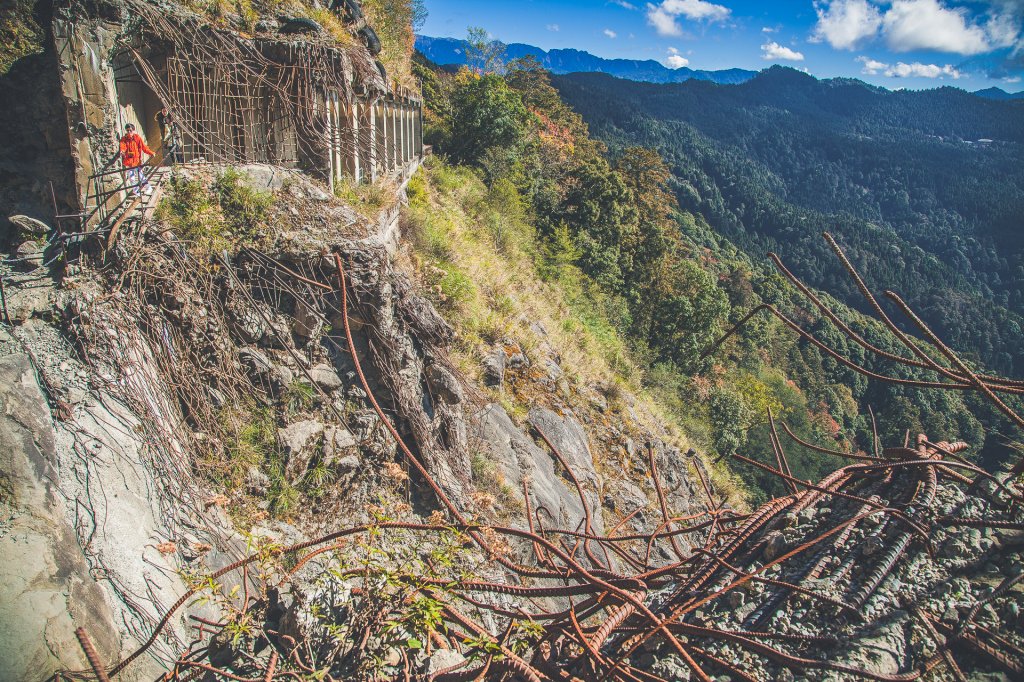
[0, 0, 43, 75]
[156, 173, 227, 249]
[156, 169, 273, 251]
[438, 266, 474, 307]
[406, 171, 428, 203]
[268, 476, 300, 517]
[213, 168, 274, 239]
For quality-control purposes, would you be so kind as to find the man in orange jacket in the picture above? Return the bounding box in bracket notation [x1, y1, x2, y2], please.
[119, 123, 155, 196]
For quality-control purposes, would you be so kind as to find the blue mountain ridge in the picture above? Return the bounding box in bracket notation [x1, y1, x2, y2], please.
[415, 35, 756, 85]
[973, 87, 1024, 101]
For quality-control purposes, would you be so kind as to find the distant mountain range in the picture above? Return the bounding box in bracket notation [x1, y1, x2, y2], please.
[973, 87, 1024, 101]
[417, 35, 1024, 99]
[414, 35, 756, 86]
[553, 65, 1024, 376]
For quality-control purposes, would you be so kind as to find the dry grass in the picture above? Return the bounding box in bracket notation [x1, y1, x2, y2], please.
[305, 7, 357, 47]
[334, 175, 399, 213]
[404, 161, 627, 390]
[403, 159, 748, 510]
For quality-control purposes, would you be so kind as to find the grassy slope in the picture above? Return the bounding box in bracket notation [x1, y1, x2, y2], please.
[402, 158, 747, 508]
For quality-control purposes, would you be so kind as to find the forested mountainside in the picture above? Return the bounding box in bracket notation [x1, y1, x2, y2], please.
[415, 35, 756, 85]
[412, 53, 1024, 499]
[552, 68, 1024, 382]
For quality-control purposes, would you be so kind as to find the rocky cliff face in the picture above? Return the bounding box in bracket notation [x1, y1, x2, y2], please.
[0, 164, 703, 678]
[0, 3, 79, 235]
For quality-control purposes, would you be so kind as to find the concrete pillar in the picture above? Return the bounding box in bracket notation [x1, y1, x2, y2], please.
[402, 102, 410, 163]
[383, 99, 394, 172]
[351, 98, 361, 182]
[367, 97, 377, 182]
[326, 93, 335, 190]
[403, 102, 411, 159]
[387, 98, 395, 171]
[416, 101, 423, 156]
[373, 99, 385, 180]
[402, 103, 409, 163]
[410, 103, 417, 159]
[392, 100, 401, 169]
[333, 92, 344, 186]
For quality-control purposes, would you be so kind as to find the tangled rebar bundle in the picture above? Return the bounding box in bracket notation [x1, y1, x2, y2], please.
[61, 233, 1024, 681]
[117, 0, 386, 170]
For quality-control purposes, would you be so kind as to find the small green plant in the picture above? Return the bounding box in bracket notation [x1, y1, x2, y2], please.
[282, 380, 316, 416]
[302, 457, 336, 501]
[385, 594, 445, 651]
[268, 470, 300, 517]
[510, 619, 545, 655]
[463, 633, 503, 661]
[437, 266, 474, 307]
[216, 404, 279, 487]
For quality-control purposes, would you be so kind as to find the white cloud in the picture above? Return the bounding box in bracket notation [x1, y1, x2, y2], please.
[665, 47, 690, 67]
[604, 28, 618, 38]
[811, 0, 883, 50]
[1005, 75, 1022, 83]
[856, 55, 962, 78]
[885, 61, 963, 78]
[546, 23, 560, 32]
[762, 41, 806, 61]
[856, 55, 889, 74]
[762, 26, 778, 33]
[985, 12, 1023, 49]
[666, 0, 731, 20]
[647, 5, 683, 35]
[611, 0, 638, 8]
[812, 0, 1019, 56]
[646, 0, 732, 37]
[882, 0, 991, 55]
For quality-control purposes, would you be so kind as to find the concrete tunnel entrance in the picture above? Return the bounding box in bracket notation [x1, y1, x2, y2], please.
[112, 51, 166, 159]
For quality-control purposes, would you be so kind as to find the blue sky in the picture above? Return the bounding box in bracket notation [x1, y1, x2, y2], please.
[419, 0, 1024, 90]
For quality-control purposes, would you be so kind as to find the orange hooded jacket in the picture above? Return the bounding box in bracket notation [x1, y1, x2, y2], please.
[120, 132, 154, 168]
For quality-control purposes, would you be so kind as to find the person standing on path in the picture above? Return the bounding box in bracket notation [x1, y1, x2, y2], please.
[119, 123, 154, 195]
[155, 106, 171, 141]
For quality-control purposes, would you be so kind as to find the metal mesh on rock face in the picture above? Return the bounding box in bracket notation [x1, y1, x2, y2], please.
[119, 0, 386, 172]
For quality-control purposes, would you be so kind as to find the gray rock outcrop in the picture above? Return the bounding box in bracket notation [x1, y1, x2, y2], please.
[527, 406, 605, 535]
[474, 404, 588, 532]
[0, 351, 121, 678]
